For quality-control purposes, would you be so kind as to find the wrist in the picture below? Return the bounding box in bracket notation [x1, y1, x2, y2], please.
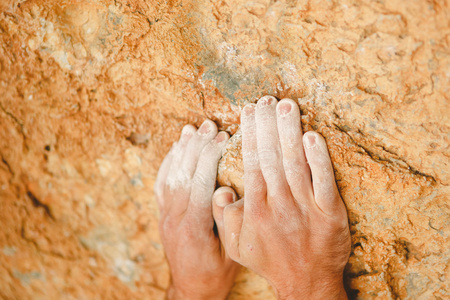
[273, 277, 347, 300]
[167, 284, 228, 300]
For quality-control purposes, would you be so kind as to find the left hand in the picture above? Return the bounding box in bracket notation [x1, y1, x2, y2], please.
[155, 119, 240, 300]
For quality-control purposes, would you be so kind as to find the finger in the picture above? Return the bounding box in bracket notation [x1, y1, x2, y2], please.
[276, 99, 313, 201]
[303, 131, 346, 216]
[180, 119, 218, 179]
[188, 131, 230, 229]
[166, 125, 197, 190]
[241, 103, 266, 212]
[154, 143, 175, 211]
[212, 186, 237, 247]
[165, 125, 196, 213]
[255, 96, 290, 198]
[223, 199, 244, 262]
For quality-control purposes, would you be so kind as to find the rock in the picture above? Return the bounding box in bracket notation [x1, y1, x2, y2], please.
[0, 0, 448, 299]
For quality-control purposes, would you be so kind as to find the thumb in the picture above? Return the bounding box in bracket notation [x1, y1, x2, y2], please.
[212, 186, 237, 249]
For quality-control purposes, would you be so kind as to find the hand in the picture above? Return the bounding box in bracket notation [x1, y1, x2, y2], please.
[212, 96, 351, 300]
[155, 119, 240, 300]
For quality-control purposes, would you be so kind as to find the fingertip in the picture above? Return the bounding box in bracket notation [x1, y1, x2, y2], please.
[257, 95, 277, 108]
[303, 131, 332, 166]
[198, 119, 218, 136]
[181, 124, 197, 139]
[277, 98, 299, 116]
[241, 104, 257, 135]
[277, 101, 292, 116]
[213, 186, 236, 208]
[303, 131, 324, 149]
[215, 131, 230, 144]
[182, 124, 197, 132]
[242, 103, 256, 120]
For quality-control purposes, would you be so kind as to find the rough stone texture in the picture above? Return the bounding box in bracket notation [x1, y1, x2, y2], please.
[0, 0, 448, 299]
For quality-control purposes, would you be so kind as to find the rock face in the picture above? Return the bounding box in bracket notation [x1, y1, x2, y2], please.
[0, 0, 448, 299]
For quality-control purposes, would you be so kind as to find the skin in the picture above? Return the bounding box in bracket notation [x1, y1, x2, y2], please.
[155, 120, 239, 300]
[155, 96, 351, 299]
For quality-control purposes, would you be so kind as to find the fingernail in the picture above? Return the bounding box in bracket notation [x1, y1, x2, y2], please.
[243, 104, 255, 116]
[181, 126, 194, 141]
[278, 102, 292, 116]
[258, 96, 275, 107]
[198, 121, 211, 134]
[182, 126, 193, 135]
[215, 190, 235, 207]
[215, 131, 228, 143]
[305, 133, 316, 149]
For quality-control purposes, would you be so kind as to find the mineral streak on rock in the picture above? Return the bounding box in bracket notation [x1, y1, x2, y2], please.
[0, 0, 448, 299]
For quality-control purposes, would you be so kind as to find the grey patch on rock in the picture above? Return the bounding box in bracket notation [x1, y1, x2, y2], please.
[130, 172, 144, 187]
[13, 270, 45, 286]
[151, 241, 162, 250]
[202, 64, 271, 105]
[2, 246, 16, 256]
[198, 36, 272, 105]
[406, 272, 429, 298]
[113, 258, 137, 283]
[79, 226, 139, 284]
[203, 65, 241, 103]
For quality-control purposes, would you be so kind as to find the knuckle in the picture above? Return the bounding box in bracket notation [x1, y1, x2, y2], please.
[323, 208, 349, 232]
[167, 172, 191, 191]
[331, 214, 349, 231]
[261, 165, 281, 180]
[316, 186, 339, 204]
[243, 150, 259, 166]
[257, 148, 279, 162]
[285, 168, 305, 183]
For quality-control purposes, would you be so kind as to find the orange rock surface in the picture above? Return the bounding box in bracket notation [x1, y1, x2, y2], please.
[0, 0, 448, 299]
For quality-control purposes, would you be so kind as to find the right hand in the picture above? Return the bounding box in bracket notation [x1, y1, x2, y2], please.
[212, 96, 351, 299]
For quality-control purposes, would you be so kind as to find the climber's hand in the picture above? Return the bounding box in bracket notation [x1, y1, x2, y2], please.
[212, 96, 351, 300]
[155, 119, 239, 300]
